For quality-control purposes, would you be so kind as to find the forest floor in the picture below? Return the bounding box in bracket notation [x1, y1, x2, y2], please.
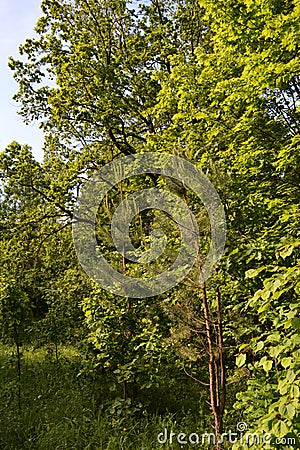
[0, 344, 238, 449]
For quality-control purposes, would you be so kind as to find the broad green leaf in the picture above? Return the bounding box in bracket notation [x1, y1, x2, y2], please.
[272, 420, 290, 438]
[286, 404, 296, 420]
[281, 357, 292, 369]
[262, 359, 273, 372]
[236, 354, 246, 368]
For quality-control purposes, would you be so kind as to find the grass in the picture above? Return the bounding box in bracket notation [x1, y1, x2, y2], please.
[0, 343, 239, 449]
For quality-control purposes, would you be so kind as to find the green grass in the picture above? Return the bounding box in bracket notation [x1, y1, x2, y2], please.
[0, 344, 238, 449]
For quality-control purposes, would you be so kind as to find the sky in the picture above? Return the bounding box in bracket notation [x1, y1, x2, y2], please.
[0, 0, 44, 161]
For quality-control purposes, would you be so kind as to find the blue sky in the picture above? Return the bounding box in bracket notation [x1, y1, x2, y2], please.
[0, 0, 44, 161]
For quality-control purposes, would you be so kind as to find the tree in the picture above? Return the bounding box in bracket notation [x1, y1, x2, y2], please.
[147, 0, 299, 443]
[0, 142, 88, 359]
[9, 0, 213, 407]
[6, 0, 299, 447]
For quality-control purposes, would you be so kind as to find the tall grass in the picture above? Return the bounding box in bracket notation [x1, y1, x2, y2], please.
[0, 344, 237, 449]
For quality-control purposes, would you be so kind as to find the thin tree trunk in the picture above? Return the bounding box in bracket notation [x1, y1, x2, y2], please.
[200, 278, 226, 449]
[16, 341, 21, 410]
[187, 189, 226, 447]
[201, 281, 219, 447]
[216, 285, 226, 424]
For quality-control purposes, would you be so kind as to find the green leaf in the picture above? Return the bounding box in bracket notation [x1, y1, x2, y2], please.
[291, 317, 300, 330]
[268, 346, 283, 358]
[278, 379, 289, 395]
[262, 359, 273, 372]
[279, 246, 294, 260]
[290, 385, 300, 398]
[239, 343, 249, 350]
[256, 341, 264, 351]
[267, 333, 281, 342]
[286, 404, 296, 420]
[281, 357, 292, 369]
[272, 420, 290, 438]
[245, 268, 264, 278]
[236, 354, 246, 368]
[258, 302, 269, 313]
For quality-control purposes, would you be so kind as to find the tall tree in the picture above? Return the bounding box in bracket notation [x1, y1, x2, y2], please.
[6, 0, 299, 446]
[147, 0, 299, 443]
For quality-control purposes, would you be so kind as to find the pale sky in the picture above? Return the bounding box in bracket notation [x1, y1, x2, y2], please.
[0, 0, 44, 161]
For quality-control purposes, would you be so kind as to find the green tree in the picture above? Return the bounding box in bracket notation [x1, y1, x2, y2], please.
[8, 0, 211, 406]
[147, 0, 299, 443]
[6, 0, 300, 446]
[0, 142, 88, 359]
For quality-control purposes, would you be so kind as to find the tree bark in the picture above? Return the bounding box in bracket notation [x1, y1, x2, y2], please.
[200, 278, 226, 449]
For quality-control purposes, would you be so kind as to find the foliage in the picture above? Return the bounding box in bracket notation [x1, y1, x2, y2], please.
[234, 242, 300, 447]
[0, 344, 233, 450]
[0, 142, 89, 353]
[0, 0, 299, 447]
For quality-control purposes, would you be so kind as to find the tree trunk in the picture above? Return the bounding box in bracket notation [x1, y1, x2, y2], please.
[201, 279, 226, 449]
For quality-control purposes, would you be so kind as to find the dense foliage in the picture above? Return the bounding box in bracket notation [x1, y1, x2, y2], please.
[0, 0, 299, 448]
